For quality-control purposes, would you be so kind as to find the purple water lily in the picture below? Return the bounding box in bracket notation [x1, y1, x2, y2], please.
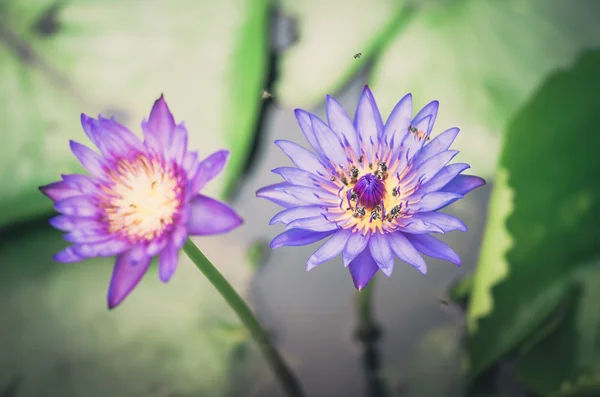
[257, 86, 485, 290]
[40, 95, 243, 308]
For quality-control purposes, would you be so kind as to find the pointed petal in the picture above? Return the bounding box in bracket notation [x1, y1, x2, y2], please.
[256, 183, 308, 208]
[294, 109, 322, 153]
[310, 114, 347, 167]
[326, 95, 360, 155]
[406, 234, 461, 266]
[383, 93, 412, 145]
[275, 185, 338, 205]
[39, 181, 80, 202]
[410, 212, 467, 233]
[54, 195, 98, 217]
[166, 124, 188, 163]
[61, 174, 98, 193]
[388, 232, 427, 275]
[188, 150, 229, 195]
[286, 215, 338, 232]
[368, 233, 394, 276]
[270, 229, 334, 249]
[418, 163, 470, 196]
[187, 194, 243, 235]
[306, 229, 351, 270]
[69, 141, 106, 178]
[49, 215, 101, 232]
[412, 100, 439, 134]
[415, 192, 463, 212]
[275, 140, 327, 174]
[342, 231, 369, 266]
[348, 248, 379, 290]
[270, 205, 325, 225]
[441, 175, 486, 195]
[397, 217, 444, 234]
[414, 150, 459, 185]
[414, 127, 460, 165]
[53, 246, 85, 263]
[142, 95, 176, 151]
[73, 239, 130, 258]
[158, 243, 179, 282]
[81, 114, 144, 158]
[272, 167, 334, 189]
[107, 248, 152, 309]
[354, 86, 384, 161]
[402, 115, 431, 160]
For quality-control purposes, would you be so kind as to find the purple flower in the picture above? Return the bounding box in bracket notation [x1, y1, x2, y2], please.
[257, 86, 485, 290]
[40, 95, 243, 308]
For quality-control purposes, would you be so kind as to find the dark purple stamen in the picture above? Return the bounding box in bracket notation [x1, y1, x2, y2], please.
[353, 173, 386, 210]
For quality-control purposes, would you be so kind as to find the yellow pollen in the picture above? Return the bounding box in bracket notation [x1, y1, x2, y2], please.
[102, 156, 183, 242]
[325, 146, 420, 235]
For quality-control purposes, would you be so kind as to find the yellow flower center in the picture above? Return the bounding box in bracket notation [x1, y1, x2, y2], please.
[101, 155, 184, 242]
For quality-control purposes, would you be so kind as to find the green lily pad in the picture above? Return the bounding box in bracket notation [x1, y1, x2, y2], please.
[515, 259, 600, 397]
[0, 222, 254, 397]
[369, 0, 600, 179]
[274, 0, 408, 108]
[465, 50, 600, 384]
[0, 0, 268, 228]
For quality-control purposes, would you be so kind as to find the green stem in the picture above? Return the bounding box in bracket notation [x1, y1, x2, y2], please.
[356, 279, 379, 340]
[183, 238, 304, 397]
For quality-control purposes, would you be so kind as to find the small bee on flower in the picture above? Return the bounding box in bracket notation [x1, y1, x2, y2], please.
[40, 96, 243, 308]
[257, 86, 484, 290]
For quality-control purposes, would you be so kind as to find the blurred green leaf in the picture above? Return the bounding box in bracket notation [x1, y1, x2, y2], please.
[0, 223, 254, 397]
[0, 0, 268, 228]
[275, 0, 409, 108]
[515, 260, 600, 396]
[465, 50, 600, 383]
[369, 0, 600, 179]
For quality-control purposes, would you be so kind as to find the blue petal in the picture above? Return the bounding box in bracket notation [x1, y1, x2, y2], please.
[69, 140, 106, 178]
[342, 231, 369, 266]
[387, 232, 427, 275]
[53, 246, 85, 263]
[256, 183, 308, 208]
[188, 150, 229, 196]
[397, 217, 444, 234]
[158, 242, 179, 282]
[54, 195, 98, 217]
[310, 114, 348, 167]
[286, 216, 338, 232]
[414, 127, 460, 165]
[415, 192, 463, 212]
[187, 194, 243, 235]
[294, 109, 323, 154]
[39, 180, 81, 202]
[354, 86, 384, 161]
[441, 175, 486, 195]
[275, 185, 338, 205]
[107, 247, 152, 309]
[418, 163, 470, 196]
[269, 205, 325, 225]
[270, 229, 335, 249]
[348, 248, 379, 290]
[383, 93, 412, 146]
[405, 234, 461, 266]
[412, 100, 439, 134]
[414, 150, 459, 185]
[326, 95, 360, 155]
[272, 167, 334, 188]
[73, 239, 130, 258]
[275, 140, 327, 174]
[410, 212, 467, 233]
[81, 114, 145, 159]
[306, 229, 351, 270]
[368, 233, 394, 276]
